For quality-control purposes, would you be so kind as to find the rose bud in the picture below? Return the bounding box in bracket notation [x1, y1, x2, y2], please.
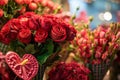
[24, 0, 32, 4]
[41, 0, 47, 6]
[116, 31, 120, 39]
[0, 9, 4, 17]
[15, 0, 24, 4]
[29, 2, 38, 10]
[19, 6, 26, 14]
[47, 1, 54, 9]
[0, 0, 8, 5]
[33, 0, 42, 3]
[102, 51, 108, 60]
[99, 31, 105, 38]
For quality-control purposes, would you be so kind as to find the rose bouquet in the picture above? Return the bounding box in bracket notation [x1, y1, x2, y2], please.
[48, 62, 90, 80]
[0, 0, 62, 28]
[0, 0, 77, 80]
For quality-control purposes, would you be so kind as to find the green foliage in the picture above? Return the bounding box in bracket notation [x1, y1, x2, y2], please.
[37, 39, 54, 65]
[2, 0, 21, 19]
[25, 44, 36, 54]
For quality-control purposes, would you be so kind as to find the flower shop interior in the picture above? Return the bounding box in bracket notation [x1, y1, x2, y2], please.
[0, 0, 120, 80]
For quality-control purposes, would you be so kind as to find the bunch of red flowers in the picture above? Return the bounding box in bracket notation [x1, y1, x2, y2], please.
[0, 0, 61, 18]
[48, 62, 90, 80]
[0, 12, 76, 45]
[75, 23, 120, 64]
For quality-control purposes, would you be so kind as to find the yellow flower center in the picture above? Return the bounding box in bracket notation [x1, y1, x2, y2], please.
[20, 59, 28, 65]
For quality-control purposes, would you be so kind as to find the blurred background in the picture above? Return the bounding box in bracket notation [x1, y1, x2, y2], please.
[55, 0, 120, 29]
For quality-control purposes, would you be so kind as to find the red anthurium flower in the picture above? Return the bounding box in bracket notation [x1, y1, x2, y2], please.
[5, 51, 39, 80]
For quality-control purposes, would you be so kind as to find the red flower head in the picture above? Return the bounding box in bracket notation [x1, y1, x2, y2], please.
[51, 24, 67, 42]
[28, 14, 40, 30]
[0, 19, 19, 44]
[34, 28, 48, 43]
[48, 62, 90, 80]
[18, 29, 32, 44]
[39, 16, 52, 32]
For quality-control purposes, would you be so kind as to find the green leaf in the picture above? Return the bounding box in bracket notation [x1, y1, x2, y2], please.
[10, 40, 25, 50]
[25, 44, 36, 54]
[37, 40, 54, 65]
[9, 40, 18, 51]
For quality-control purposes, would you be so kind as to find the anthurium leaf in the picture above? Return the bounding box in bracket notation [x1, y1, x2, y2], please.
[25, 44, 36, 54]
[37, 40, 54, 65]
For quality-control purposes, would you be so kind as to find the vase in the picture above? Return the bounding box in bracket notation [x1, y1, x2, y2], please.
[86, 62, 111, 80]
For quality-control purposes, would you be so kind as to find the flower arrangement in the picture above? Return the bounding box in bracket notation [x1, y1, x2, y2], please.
[48, 62, 90, 80]
[69, 12, 120, 79]
[0, 0, 77, 80]
[0, 0, 62, 28]
[72, 23, 120, 64]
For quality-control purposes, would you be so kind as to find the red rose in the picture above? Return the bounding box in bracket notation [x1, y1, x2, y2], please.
[18, 12, 35, 18]
[18, 17, 29, 29]
[0, 9, 4, 18]
[34, 28, 48, 43]
[28, 15, 40, 30]
[10, 19, 21, 31]
[39, 16, 52, 32]
[0, 0, 8, 5]
[61, 23, 76, 41]
[66, 26, 76, 41]
[0, 19, 18, 44]
[51, 24, 67, 42]
[18, 29, 32, 44]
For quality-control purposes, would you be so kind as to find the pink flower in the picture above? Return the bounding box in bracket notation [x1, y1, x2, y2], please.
[0, 9, 4, 17]
[92, 59, 101, 64]
[28, 2, 38, 10]
[95, 51, 101, 58]
[102, 51, 108, 60]
[74, 11, 89, 23]
[116, 31, 120, 39]
[15, 0, 24, 4]
[99, 31, 105, 38]
[24, 0, 32, 4]
[0, 0, 8, 5]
